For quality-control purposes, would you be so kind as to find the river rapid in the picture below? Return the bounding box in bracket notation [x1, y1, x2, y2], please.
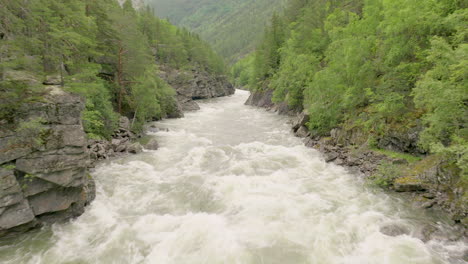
[0, 90, 466, 264]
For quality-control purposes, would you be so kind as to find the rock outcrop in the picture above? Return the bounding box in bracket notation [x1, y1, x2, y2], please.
[159, 67, 235, 112]
[87, 117, 144, 164]
[245, 88, 297, 115]
[0, 86, 95, 237]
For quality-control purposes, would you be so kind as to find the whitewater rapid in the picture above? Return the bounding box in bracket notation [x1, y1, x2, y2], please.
[0, 90, 466, 264]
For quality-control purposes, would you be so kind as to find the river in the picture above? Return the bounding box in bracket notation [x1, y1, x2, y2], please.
[0, 90, 466, 263]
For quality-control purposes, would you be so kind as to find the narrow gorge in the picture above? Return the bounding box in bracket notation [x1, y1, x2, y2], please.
[0, 0, 467, 263]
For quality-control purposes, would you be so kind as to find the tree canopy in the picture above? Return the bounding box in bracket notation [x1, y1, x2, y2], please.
[1, 0, 226, 138]
[234, 0, 467, 178]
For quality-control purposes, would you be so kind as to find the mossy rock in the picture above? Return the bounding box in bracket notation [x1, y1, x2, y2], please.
[406, 155, 441, 183]
[392, 155, 443, 192]
[394, 175, 426, 192]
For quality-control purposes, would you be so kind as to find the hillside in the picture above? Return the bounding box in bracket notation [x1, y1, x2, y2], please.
[239, 0, 467, 224]
[145, 0, 286, 62]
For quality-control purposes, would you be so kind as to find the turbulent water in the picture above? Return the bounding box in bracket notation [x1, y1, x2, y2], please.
[1, 90, 466, 264]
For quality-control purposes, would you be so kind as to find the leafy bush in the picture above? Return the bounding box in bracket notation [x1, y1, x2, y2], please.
[369, 162, 403, 188]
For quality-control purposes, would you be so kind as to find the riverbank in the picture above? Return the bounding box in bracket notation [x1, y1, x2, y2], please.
[245, 89, 468, 240]
[2, 90, 465, 263]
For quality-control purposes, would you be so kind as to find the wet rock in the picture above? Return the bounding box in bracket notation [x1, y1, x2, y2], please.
[324, 152, 339, 162]
[292, 113, 310, 132]
[335, 159, 345, 166]
[419, 200, 436, 209]
[115, 143, 127, 153]
[295, 126, 310, 138]
[304, 137, 316, 148]
[380, 224, 410, 237]
[147, 125, 170, 133]
[144, 138, 159, 150]
[0, 200, 35, 230]
[127, 143, 143, 154]
[181, 100, 201, 112]
[28, 187, 82, 216]
[414, 224, 438, 242]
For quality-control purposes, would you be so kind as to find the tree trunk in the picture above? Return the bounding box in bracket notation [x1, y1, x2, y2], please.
[117, 44, 125, 114]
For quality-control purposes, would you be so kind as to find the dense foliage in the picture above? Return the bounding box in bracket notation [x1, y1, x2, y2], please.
[145, 0, 286, 62]
[0, 0, 225, 138]
[235, 0, 467, 177]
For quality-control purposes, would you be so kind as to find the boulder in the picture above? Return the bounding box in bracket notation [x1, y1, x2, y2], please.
[181, 100, 201, 112]
[324, 152, 339, 163]
[295, 126, 310, 138]
[292, 113, 310, 132]
[127, 143, 143, 154]
[380, 223, 410, 237]
[144, 138, 159, 150]
[119, 116, 130, 130]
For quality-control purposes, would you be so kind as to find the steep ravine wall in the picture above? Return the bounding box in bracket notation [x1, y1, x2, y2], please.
[0, 87, 95, 237]
[246, 89, 467, 235]
[159, 67, 235, 112]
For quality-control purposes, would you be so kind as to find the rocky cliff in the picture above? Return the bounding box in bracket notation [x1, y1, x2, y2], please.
[0, 86, 95, 237]
[160, 67, 235, 112]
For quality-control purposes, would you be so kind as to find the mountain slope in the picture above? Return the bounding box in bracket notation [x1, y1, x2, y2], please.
[145, 0, 286, 62]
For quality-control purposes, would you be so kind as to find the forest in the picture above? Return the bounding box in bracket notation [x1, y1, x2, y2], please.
[145, 0, 286, 62]
[0, 0, 225, 138]
[233, 0, 467, 181]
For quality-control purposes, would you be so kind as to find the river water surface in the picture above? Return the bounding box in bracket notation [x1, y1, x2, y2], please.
[0, 90, 466, 264]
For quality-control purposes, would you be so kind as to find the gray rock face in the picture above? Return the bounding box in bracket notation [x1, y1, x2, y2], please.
[159, 67, 235, 114]
[377, 124, 425, 154]
[0, 86, 95, 237]
[245, 89, 275, 109]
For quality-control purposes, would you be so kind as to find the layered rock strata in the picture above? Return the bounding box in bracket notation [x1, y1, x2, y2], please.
[0, 87, 95, 237]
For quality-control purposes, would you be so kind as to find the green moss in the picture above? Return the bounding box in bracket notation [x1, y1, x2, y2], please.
[394, 175, 422, 185]
[1, 164, 16, 170]
[372, 148, 422, 163]
[407, 155, 440, 176]
[21, 173, 36, 190]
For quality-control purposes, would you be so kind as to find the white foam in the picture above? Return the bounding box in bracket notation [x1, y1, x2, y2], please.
[2, 90, 466, 264]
